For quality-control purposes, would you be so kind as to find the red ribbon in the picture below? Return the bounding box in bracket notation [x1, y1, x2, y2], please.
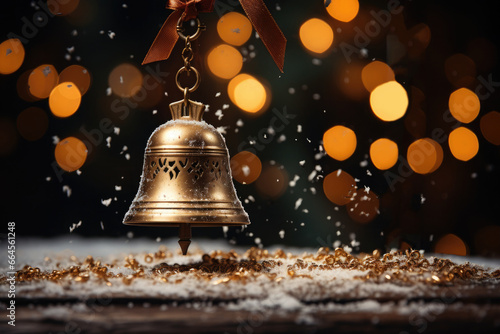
[142, 0, 286, 72]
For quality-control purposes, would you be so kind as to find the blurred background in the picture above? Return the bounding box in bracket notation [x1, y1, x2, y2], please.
[1, 0, 499, 256]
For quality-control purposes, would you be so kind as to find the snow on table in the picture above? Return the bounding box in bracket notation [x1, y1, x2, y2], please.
[2, 237, 500, 333]
[2, 236, 500, 304]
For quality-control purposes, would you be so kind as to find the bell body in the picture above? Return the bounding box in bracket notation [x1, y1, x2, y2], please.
[123, 100, 250, 228]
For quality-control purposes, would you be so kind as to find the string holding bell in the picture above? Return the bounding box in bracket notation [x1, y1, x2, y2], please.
[142, 0, 286, 72]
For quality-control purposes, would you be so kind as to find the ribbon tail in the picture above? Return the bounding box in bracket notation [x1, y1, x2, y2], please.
[142, 10, 183, 65]
[240, 0, 286, 72]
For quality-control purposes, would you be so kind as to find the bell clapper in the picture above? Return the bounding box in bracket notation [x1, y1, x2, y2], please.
[178, 224, 192, 255]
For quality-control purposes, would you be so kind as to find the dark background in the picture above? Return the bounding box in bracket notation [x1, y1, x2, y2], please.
[1, 0, 499, 255]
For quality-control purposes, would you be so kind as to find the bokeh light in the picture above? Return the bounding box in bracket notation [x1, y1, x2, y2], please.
[299, 18, 334, 54]
[108, 63, 143, 98]
[0, 39, 25, 75]
[346, 189, 379, 224]
[324, 0, 359, 22]
[337, 61, 367, 100]
[323, 125, 357, 161]
[370, 81, 408, 121]
[28, 65, 59, 99]
[480, 111, 500, 145]
[47, 0, 80, 16]
[370, 138, 398, 170]
[59, 65, 91, 95]
[323, 169, 356, 206]
[55, 136, 88, 172]
[434, 234, 468, 256]
[448, 88, 480, 124]
[444, 53, 476, 88]
[407, 138, 443, 174]
[0, 118, 18, 156]
[230, 151, 262, 184]
[217, 12, 252, 46]
[361, 61, 395, 92]
[228, 74, 268, 113]
[207, 44, 243, 79]
[255, 163, 288, 200]
[49, 82, 82, 118]
[406, 23, 432, 59]
[17, 69, 40, 102]
[16, 107, 49, 141]
[135, 75, 165, 110]
[448, 127, 479, 161]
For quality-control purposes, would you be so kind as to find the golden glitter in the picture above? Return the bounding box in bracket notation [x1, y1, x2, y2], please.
[1, 247, 498, 288]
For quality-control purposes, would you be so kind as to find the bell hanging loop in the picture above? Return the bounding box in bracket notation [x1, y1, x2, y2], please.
[176, 17, 206, 42]
[175, 65, 200, 94]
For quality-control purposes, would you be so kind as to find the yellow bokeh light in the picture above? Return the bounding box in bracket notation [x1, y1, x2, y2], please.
[228, 74, 267, 113]
[361, 61, 395, 92]
[370, 81, 408, 121]
[55, 136, 88, 172]
[323, 169, 356, 206]
[59, 65, 91, 95]
[449, 88, 480, 124]
[207, 44, 243, 79]
[108, 63, 143, 98]
[434, 234, 467, 256]
[407, 138, 443, 174]
[448, 127, 479, 161]
[28, 65, 59, 99]
[230, 151, 262, 184]
[217, 12, 252, 46]
[480, 111, 500, 145]
[370, 138, 398, 170]
[299, 18, 334, 54]
[49, 82, 82, 118]
[0, 39, 25, 75]
[48, 0, 80, 16]
[323, 125, 357, 161]
[16, 107, 49, 141]
[324, 0, 359, 22]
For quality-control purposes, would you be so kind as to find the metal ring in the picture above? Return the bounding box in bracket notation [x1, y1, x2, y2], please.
[176, 17, 205, 41]
[175, 66, 200, 93]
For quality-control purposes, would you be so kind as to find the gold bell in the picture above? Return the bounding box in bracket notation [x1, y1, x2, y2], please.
[123, 99, 250, 254]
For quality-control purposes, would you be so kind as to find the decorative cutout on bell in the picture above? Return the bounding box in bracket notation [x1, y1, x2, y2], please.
[123, 99, 250, 255]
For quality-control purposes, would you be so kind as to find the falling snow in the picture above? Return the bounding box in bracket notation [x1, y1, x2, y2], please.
[101, 198, 113, 207]
[294, 198, 303, 210]
[289, 175, 300, 187]
[69, 220, 82, 233]
[62, 185, 72, 197]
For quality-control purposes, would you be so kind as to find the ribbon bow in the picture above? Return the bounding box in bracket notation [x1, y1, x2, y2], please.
[143, 0, 286, 72]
